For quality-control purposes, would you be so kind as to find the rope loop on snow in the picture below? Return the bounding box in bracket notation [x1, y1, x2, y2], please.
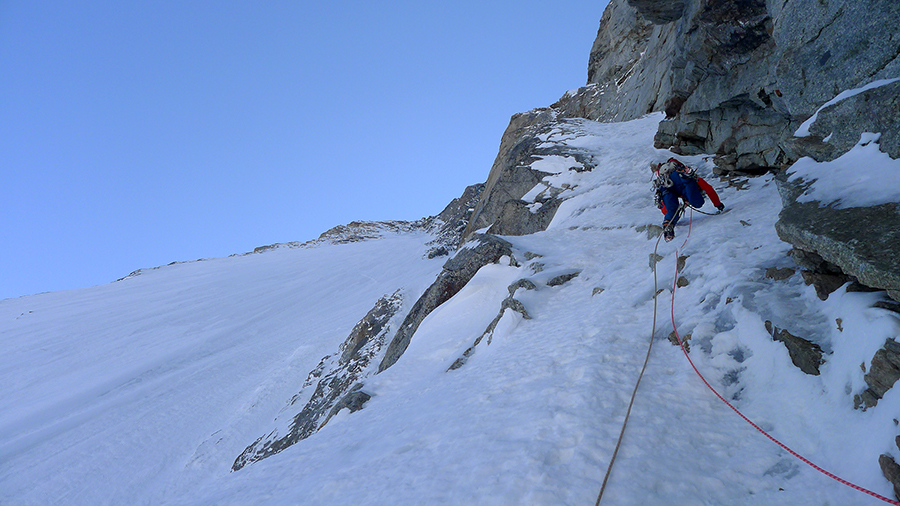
[669, 210, 900, 506]
[594, 232, 664, 505]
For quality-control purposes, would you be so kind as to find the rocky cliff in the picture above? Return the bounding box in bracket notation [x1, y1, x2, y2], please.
[232, 0, 900, 493]
[469, 0, 899, 302]
[556, 0, 900, 172]
[460, 0, 900, 494]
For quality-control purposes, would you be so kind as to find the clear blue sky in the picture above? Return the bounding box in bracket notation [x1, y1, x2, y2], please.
[0, 1, 609, 300]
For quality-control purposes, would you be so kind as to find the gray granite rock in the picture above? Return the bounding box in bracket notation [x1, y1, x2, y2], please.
[626, 0, 686, 24]
[461, 110, 558, 243]
[547, 271, 581, 287]
[233, 291, 403, 471]
[559, 0, 900, 174]
[879, 453, 900, 502]
[775, 184, 900, 302]
[460, 113, 600, 244]
[788, 81, 900, 162]
[425, 183, 485, 257]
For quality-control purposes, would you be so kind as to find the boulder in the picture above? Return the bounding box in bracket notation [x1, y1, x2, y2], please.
[879, 453, 900, 502]
[547, 271, 581, 287]
[765, 267, 795, 281]
[775, 190, 900, 301]
[320, 385, 372, 427]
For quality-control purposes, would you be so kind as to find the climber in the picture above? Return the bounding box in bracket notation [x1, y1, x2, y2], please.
[652, 157, 724, 242]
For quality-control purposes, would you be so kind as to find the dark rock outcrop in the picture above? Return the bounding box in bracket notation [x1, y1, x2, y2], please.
[855, 339, 900, 410]
[626, 0, 686, 24]
[785, 80, 900, 163]
[546, 271, 581, 287]
[765, 267, 795, 281]
[773, 86, 900, 303]
[879, 452, 900, 502]
[775, 194, 900, 302]
[232, 291, 403, 471]
[378, 234, 516, 372]
[461, 110, 558, 243]
[764, 321, 823, 376]
[426, 183, 485, 256]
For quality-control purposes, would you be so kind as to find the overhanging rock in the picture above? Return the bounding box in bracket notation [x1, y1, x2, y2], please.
[775, 194, 900, 302]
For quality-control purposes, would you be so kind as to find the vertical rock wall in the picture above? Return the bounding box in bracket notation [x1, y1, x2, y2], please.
[554, 0, 900, 173]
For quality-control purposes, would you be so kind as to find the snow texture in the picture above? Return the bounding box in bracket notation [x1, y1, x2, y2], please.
[2, 114, 899, 506]
[787, 133, 900, 209]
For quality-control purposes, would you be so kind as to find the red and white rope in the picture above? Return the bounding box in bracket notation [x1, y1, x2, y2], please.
[670, 209, 899, 505]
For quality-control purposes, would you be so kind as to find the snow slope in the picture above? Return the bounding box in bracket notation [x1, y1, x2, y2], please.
[2, 114, 899, 506]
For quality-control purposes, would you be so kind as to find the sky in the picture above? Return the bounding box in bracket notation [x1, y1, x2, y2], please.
[0, 0, 610, 300]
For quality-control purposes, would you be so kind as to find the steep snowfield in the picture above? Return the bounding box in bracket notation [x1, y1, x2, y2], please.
[2, 114, 899, 506]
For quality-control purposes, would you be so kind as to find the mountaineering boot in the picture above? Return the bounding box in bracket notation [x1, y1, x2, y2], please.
[662, 220, 674, 242]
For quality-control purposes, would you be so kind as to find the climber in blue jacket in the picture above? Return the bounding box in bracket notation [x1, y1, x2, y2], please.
[652, 158, 724, 242]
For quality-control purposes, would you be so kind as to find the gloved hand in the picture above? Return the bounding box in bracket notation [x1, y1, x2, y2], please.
[716, 203, 725, 212]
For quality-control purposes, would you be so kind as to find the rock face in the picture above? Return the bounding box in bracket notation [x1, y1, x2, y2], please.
[461, 109, 557, 243]
[555, 0, 900, 174]
[786, 80, 900, 162]
[775, 197, 900, 301]
[460, 111, 596, 244]
[626, 0, 685, 24]
[544, 0, 900, 302]
[232, 290, 404, 471]
[425, 183, 485, 257]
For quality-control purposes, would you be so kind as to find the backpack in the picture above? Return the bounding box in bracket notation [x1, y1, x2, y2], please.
[659, 158, 696, 180]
